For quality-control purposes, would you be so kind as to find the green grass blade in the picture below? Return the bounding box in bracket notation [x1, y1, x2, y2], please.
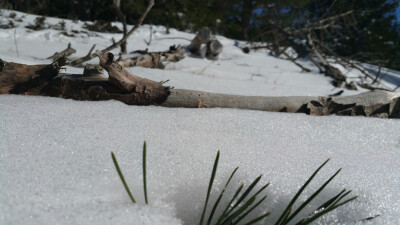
[275, 158, 330, 225]
[143, 141, 148, 204]
[111, 151, 136, 203]
[226, 175, 263, 217]
[243, 211, 271, 225]
[207, 167, 239, 225]
[216, 183, 244, 224]
[199, 151, 220, 225]
[232, 194, 268, 225]
[283, 168, 342, 224]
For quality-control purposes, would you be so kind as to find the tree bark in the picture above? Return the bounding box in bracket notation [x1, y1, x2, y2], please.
[0, 58, 64, 94]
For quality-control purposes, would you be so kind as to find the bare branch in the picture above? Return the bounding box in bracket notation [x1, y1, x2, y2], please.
[69, 44, 96, 66]
[69, 0, 155, 66]
[112, 1, 128, 54]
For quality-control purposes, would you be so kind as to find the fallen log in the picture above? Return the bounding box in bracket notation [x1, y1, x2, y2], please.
[162, 89, 400, 118]
[0, 56, 399, 118]
[0, 57, 65, 95]
[117, 45, 185, 68]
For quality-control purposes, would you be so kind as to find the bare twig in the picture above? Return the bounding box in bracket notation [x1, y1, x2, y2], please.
[248, 44, 311, 72]
[154, 37, 192, 42]
[144, 25, 153, 46]
[69, 44, 96, 66]
[69, 0, 155, 66]
[281, 51, 312, 72]
[14, 29, 19, 58]
[112, 1, 127, 54]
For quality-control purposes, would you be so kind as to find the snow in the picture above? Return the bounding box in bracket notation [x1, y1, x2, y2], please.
[1, 10, 400, 225]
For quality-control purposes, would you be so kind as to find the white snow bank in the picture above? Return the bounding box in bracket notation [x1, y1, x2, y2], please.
[3, 10, 399, 97]
[1, 95, 399, 224]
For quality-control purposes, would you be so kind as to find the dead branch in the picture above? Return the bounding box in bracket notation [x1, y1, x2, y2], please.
[69, 0, 154, 66]
[144, 25, 153, 46]
[69, 44, 96, 66]
[117, 45, 185, 68]
[243, 44, 311, 72]
[292, 10, 354, 34]
[281, 50, 311, 72]
[47, 43, 76, 61]
[154, 37, 192, 42]
[112, 1, 128, 54]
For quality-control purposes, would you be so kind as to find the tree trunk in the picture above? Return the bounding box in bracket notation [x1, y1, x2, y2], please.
[241, 0, 253, 40]
[77, 0, 90, 21]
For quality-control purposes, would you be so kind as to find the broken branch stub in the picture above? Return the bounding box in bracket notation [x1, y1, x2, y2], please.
[47, 43, 76, 61]
[96, 51, 170, 105]
[188, 27, 223, 59]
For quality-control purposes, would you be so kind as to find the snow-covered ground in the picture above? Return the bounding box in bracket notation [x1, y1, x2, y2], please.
[1, 10, 400, 225]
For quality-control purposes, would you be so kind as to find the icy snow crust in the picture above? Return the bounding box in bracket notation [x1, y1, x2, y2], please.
[1, 10, 400, 225]
[1, 95, 400, 225]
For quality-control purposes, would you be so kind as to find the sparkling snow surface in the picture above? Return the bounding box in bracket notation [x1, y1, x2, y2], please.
[1, 96, 400, 225]
[1, 10, 400, 225]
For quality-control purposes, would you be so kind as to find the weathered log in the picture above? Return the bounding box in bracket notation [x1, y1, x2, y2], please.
[47, 43, 76, 61]
[162, 89, 400, 118]
[83, 64, 104, 77]
[1, 57, 399, 118]
[0, 57, 64, 94]
[117, 45, 185, 68]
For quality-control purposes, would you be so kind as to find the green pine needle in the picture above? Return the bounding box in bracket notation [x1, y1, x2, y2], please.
[143, 141, 149, 204]
[199, 151, 220, 225]
[110, 143, 359, 225]
[111, 151, 136, 203]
